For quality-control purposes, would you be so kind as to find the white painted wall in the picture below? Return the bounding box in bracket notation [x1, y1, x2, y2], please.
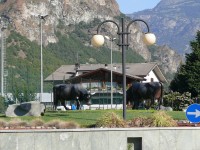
[6, 93, 53, 103]
[36, 93, 53, 103]
[142, 70, 159, 83]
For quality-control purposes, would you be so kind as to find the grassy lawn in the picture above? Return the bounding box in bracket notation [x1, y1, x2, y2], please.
[0, 110, 187, 127]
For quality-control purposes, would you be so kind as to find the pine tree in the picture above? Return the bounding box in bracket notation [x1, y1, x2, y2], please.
[170, 31, 200, 97]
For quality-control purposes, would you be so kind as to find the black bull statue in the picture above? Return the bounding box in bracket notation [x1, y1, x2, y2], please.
[126, 82, 163, 109]
[53, 84, 91, 110]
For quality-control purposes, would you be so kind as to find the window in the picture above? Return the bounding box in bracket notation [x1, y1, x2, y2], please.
[127, 137, 142, 150]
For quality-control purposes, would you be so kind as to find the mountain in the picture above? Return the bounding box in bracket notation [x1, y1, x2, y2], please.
[1, 0, 153, 59]
[0, 0, 182, 93]
[128, 0, 200, 54]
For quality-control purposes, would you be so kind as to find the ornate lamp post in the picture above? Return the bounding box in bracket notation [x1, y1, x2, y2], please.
[91, 18, 156, 120]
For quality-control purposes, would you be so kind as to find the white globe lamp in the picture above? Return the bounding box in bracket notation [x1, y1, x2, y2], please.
[143, 33, 156, 45]
[91, 34, 105, 47]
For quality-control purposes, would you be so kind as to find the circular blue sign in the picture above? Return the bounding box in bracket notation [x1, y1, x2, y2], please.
[186, 103, 200, 123]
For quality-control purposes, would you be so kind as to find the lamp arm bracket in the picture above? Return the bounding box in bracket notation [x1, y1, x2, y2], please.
[126, 19, 150, 33]
[96, 20, 120, 34]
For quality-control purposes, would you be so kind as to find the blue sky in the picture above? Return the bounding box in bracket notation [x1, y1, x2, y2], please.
[116, 0, 161, 14]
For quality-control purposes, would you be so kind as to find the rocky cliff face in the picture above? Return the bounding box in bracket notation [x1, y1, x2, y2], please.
[128, 0, 200, 54]
[0, 0, 152, 60]
[1, 0, 119, 44]
[0, 0, 181, 74]
[151, 45, 182, 74]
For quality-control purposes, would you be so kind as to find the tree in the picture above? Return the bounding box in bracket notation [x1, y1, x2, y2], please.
[170, 31, 200, 97]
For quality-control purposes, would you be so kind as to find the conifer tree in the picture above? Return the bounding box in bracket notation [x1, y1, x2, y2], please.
[170, 31, 200, 97]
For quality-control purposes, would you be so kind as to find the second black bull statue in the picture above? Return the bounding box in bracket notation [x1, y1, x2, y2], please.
[53, 84, 91, 110]
[126, 82, 163, 109]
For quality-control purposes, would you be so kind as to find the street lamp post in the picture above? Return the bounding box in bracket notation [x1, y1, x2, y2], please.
[105, 36, 116, 109]
[0, 19, 7, 97]
[39, 14, 48, 102]
[1, 27, 5, 96]
[91, 18, 156, 120]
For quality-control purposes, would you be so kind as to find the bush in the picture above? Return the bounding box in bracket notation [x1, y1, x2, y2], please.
[0, 119, 7, 128]
[0, 118, 80, 129]
[128, 111, 177, 127]
[30, 118, 44, 127]
[96, 112, 126, 128]
[152, 111, 177, 127]
[55, 121, 80, 129]
[44, 119, 80, 129]
[128, 117, 153, 127]
[8, 118, 28, 128]
[44, 119, 61, 128]
[163, 92, 193, 111]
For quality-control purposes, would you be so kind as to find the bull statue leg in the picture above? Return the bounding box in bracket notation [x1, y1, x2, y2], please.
[53, 99, 58, 111]
[53, 104, 57, 111]
[61, 101, 69, 110]
[157, 82, 163, 110]
[132, 99, 140, 109]
[76, 100, 81, 110]
[150, 97, 155, 109]
[157, 97, 163, 110]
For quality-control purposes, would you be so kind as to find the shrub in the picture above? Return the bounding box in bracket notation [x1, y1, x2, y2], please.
[0, 119, 7, 128]
[8, 118, 28, 128]
[55, 121, 80, 129]
[152, 111, 177, 127]
[44, 119, 61, 128]
[30, 118, 44, 127]
[44, 119, 80, 129]
[128, 117, 153, 127]
[163, 92, 193, 111]
[96, 112, 126, 128]
[128, 111, 177, 127]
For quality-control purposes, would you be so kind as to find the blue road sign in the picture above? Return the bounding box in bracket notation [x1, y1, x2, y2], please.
[186, 103, 200, 123]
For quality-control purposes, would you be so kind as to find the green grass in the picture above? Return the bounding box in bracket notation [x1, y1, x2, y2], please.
[0, 110, 187, 127]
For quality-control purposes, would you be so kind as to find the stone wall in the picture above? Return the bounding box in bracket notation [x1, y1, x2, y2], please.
[0, 127, 199, 150]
